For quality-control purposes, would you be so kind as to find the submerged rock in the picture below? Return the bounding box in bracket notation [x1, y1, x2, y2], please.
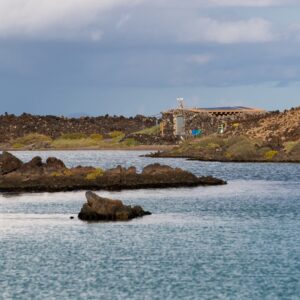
[78, 191, 151, 221]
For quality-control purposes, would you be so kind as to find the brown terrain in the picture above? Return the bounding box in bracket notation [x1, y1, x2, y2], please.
[226, 107, 300, 144]
[0, 113, 157, 143]
[148, 107, 300, 163]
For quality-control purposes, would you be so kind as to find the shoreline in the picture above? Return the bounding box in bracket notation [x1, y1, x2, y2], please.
[0, 145, 175, 152]
[144, 154, 300, 164]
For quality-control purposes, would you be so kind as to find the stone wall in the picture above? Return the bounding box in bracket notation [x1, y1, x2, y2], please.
[0, 113, 157, 143]
[161, 109, 267, 137]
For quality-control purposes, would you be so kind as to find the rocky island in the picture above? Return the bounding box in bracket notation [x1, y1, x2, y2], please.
[0, 152, 226, 193]
[78, 191, 151, 221]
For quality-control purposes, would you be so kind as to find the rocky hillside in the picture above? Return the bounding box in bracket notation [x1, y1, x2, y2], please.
[227, 106, 300, 144]
[0, 113, 157, 143]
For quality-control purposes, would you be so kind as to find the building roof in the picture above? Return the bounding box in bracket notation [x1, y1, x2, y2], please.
[164, 106, 266, 114]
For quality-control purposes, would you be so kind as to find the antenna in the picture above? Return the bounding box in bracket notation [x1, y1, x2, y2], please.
[177, 97, 185, 109]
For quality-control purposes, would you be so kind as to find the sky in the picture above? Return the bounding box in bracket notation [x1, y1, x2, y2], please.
[0, 0, 300, 116]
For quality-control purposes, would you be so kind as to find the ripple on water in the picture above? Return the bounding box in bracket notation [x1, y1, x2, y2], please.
[0, 151, 300, 300]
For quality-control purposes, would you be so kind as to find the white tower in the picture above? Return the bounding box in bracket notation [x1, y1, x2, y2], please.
[177, 97, 185, 109]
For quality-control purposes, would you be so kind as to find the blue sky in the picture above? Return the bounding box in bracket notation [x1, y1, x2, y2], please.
[0, 0, 299, 116]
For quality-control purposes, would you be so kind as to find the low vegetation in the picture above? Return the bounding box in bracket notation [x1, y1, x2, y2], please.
[135, 125, 160, 135]
[85, 168, 105, 180]
[11, 133, 52, 149]
[8, 131, 140, 150]
[166, 135, 300, 162]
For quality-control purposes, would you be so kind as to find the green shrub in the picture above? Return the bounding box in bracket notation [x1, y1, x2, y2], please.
[122, 138, 140, 147]
[264, 150, 278, 160]
[85, 168, 104, 180]
[135, 125, 160, 135]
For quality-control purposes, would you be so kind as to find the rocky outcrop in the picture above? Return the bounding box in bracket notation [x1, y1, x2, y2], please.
[226, 106, 300, 144]
[0, 152, 226, 192]
[0, 152, 23, 175]
[78, 191, 151, 221]
[46, 157, 66, 170]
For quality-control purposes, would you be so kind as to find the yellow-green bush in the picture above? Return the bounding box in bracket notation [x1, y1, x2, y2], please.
[12, 143, 24, 149]
[207, 143, 221, 149]
[109, 131, 124, 139]
[284, 141, 298, 153]
[195, 136, 225, 148]
[226, 138, 257, 159]
[89, 133, 103, 141]
[60, 133, 87, 140]
[288, 140, 300, 156]
[264, 150, 278, 160]
[51, 138, 100, 149]
[85, 168, 104, 180]
[51, 171, 63, 177]
[11, 133, 52, 146]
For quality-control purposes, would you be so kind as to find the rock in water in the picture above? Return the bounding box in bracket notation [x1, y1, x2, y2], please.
[0, 151, 23, 175]
[78, 191, 151, 221]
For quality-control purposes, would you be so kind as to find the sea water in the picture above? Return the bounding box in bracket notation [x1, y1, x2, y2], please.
[0, 151, 299, 300]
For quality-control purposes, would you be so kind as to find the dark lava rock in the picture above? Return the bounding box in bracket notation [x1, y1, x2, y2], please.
[46, 157, 66, 170]
[0, 151, 23, 175]
[0, 153, 227, 192]
[19, 156, 44, 173]
[78, 191, 151, 221]
[142, 163, 174, 175]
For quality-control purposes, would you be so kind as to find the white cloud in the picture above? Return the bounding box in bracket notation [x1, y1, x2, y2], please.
[0, 0, 142, 39]
[208, 0, 296, 7]
[186, 54, 213, 65]
[116, 14, 131, 29]
[180, 18, 275, 44]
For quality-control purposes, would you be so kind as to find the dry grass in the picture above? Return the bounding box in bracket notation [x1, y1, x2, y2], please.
[11, 133, 52, 149]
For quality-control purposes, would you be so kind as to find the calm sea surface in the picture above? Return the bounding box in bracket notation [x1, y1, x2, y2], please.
[0, 151, 300, 300]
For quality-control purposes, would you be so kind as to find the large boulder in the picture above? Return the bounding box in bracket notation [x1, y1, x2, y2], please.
[78, 191, 151, 221]
[46, 157, 66, 170]
[19, 156, 44, 173]
[105, 165, 137, 176]
[142, 163, 174, 175]
[0, 152, 23, 175]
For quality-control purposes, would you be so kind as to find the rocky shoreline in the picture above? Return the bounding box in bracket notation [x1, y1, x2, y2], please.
[145, 135, 300, 163]
[0, 152, 226, 193]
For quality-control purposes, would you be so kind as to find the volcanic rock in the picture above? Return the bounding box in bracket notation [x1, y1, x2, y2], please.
[0, 151, 23, 175]
[46, 157, 66, 170]
[78, 191, 151, 221]
[19, 156, 44, 173]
